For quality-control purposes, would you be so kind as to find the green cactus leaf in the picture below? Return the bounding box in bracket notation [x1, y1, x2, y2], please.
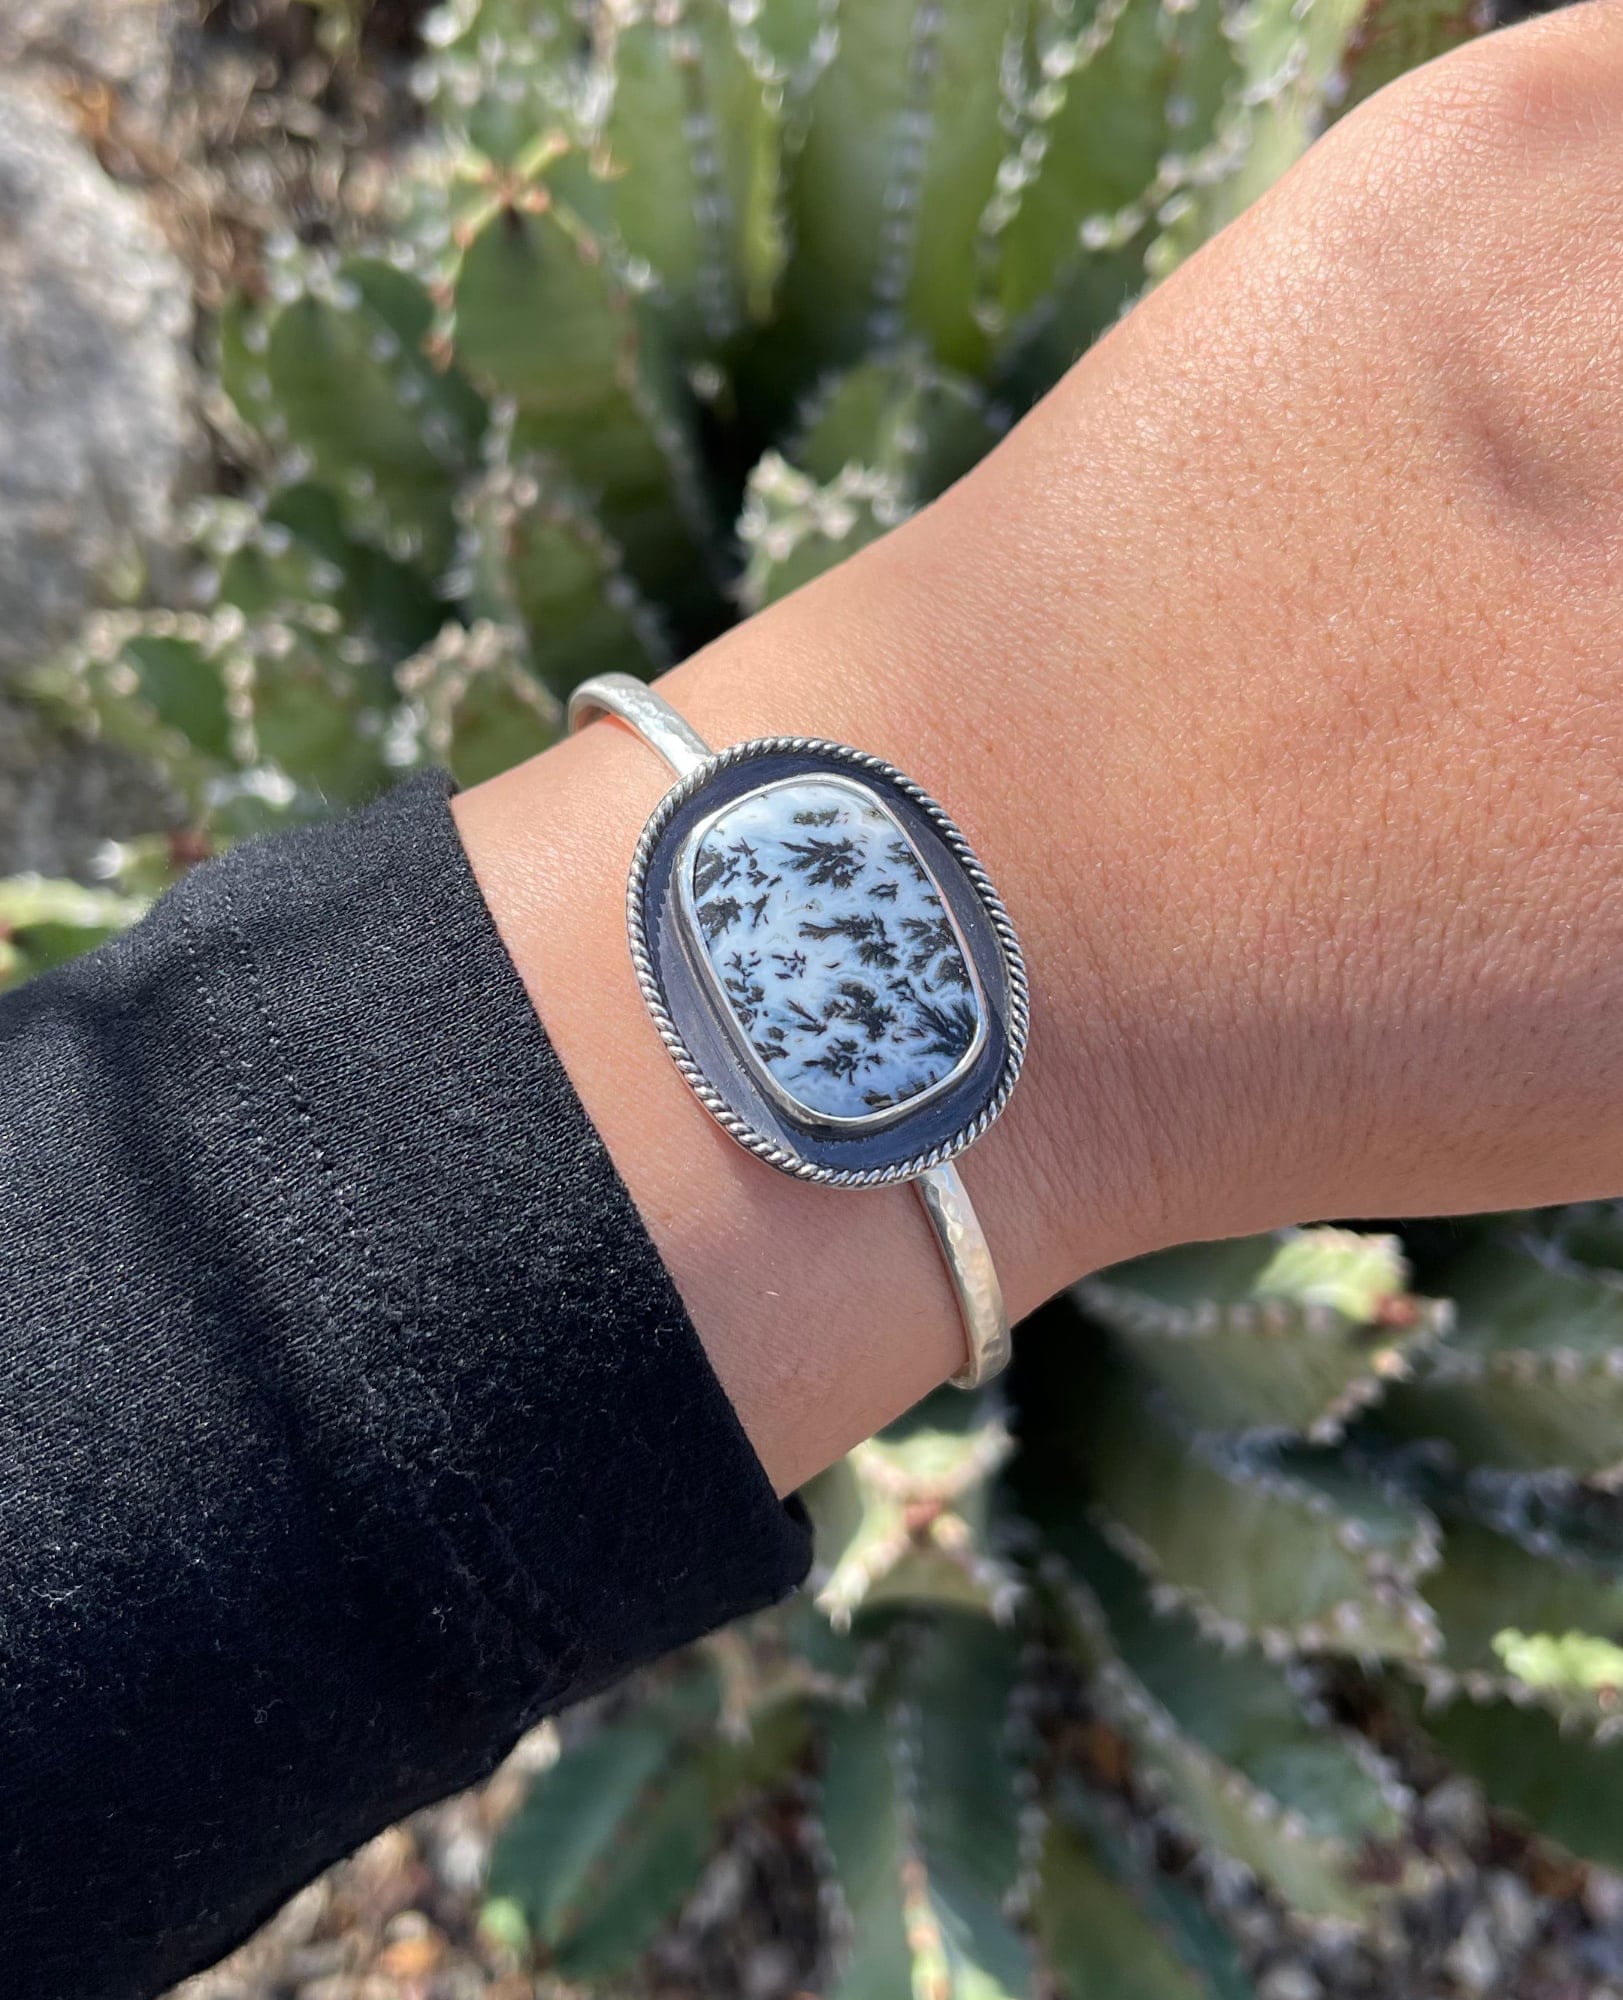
[1384, 1363, 1623, 1484]
[778, 0, 1028, 378]
[819, 1614, 1036, 2000]
[35, 592, 419, 853]
[395, 621, 561, 788]
[43, 605, 397, 829]
[459, 456, 669, 694]
[31, 614, 248, 817]
[1079, 1228, 1444, 1442]
[497, 1740, 716, 1975]
[234, 609, 397, 809]
[895, 0, 1034, 372]
[1379, 1237, 1623, 1480]
[217, 292, 282, 444]
[1399, 1687, 1623, 1871]
[0, 877, 151, 990]
[737, 453, 907, 612]
[1418, 1504, 1623, 1697]
[1037, 1796, 1253, 2000]
[212, 484, 448, 663]
[1546, 1202, 1623, 1271]
[600, 0, 787, 347]
[416, 0, 589, 162]
[747, 0, 839, 93]
[262, 261, 485, 574]
[106, 630, 240, 770]
[810, 1388, 1020, 1629]
[989, 227, 1154, 408]
[543, 1720, 803, 1984]
[487, 1709, 691, 1951]
[1332, 0, 1485, 117]
[986, 0, 1233, 347]
[1048, 1782, 1257, 2000]
[1080, 1356, 1441, 1658]
[206, 501, 343, 624]
[1042, 1518, 1421, 1921]
[789, 352, 1005, 498]
[262, 485, 447, 657]
[488, 1661, 810, 1978]
[450, 157, 718, 626]
[1144, 0, 1368, 284]
[1421, 1232, 1623, 1361]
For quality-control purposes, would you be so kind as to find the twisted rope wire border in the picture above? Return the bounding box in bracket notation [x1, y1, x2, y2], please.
[626, 737, 1031, 1188]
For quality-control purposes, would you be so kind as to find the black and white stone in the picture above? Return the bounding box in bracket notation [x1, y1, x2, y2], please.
[634, 739, 1024, 1183]
[686, 777, 982, 1122]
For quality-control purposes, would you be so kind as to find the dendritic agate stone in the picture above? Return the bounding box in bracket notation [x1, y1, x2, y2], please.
[686, 777, 983, 1122]
[634, 739, 1025, 1182]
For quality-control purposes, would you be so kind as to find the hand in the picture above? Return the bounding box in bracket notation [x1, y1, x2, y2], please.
[455, 4, 1623, 1492]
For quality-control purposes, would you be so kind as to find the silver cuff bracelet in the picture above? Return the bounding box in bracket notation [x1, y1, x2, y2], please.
[567, 673, 1029, 1391]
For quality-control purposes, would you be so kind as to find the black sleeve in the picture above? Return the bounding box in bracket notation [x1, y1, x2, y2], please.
[0, 772, 812, 2000]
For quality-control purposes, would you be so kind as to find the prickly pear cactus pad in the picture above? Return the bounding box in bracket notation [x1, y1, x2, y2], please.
[28, 4, 1623, 1997]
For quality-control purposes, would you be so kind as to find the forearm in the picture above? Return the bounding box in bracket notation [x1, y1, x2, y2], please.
[455, 7, 1623, 1496]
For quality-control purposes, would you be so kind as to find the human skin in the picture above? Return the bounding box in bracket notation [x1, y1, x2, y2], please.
[455, 4, 1623, 1496]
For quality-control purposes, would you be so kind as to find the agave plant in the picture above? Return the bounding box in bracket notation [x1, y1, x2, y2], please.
[10, 0, 1482, 883]
[486, 1219, 1623, 1996]
[31, 0, 1623, 1994]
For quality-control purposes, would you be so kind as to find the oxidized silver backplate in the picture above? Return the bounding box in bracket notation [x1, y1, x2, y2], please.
[627, 738, 1028, 1186]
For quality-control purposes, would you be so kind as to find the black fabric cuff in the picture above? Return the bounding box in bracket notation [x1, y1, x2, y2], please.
[0, 771, 810, 2000]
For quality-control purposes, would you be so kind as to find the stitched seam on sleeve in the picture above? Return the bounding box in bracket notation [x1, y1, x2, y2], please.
[186, 869, 586, 1689]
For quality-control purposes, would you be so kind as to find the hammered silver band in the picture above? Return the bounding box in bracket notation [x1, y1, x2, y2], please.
[569, 672, 1012, 1391]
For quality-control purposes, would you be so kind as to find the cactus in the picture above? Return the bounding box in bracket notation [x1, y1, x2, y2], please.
[7, 0, 1474, 898]
[30, 3, 1623, 1996]
[483, 1651, 819, 1973]
[473, 1216, 1623, 1995]
[0, 875, 152, 987]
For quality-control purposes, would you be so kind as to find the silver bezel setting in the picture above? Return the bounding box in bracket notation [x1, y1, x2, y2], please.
[626, 736, 1029, 1188]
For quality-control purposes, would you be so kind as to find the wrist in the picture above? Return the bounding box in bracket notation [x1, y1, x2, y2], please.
[450, 490, 1182, 1492]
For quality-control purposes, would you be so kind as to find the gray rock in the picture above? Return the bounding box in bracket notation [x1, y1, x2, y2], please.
[0, 78, 196, 674]
[0, 690, 178, 878]
[0, 77, 195, 872]
[0, 0, 180, 101]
